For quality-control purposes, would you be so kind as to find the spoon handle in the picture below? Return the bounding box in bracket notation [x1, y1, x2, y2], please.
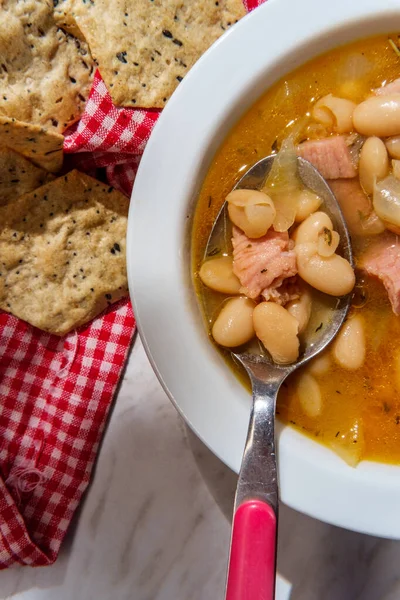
[226, 499, 276, 600]
[225, 373, 284, 600]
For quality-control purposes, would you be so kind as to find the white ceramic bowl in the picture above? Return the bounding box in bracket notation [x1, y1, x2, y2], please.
[128, 0, 400, 538]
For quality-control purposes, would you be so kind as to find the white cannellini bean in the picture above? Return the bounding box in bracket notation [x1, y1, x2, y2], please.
[353, 94, 400, 137]
[296, 372, 322, 418]
[312, 94, 356, 134]
[317, 228, 340, 257]
[308, 353, 332, 376]
[295, 243, 355, 296]
[393, 159, 400, 180]
[333, 314, 366, 370]
[292, 211, 333, 245]
[226, 189, 276, 238]
[359, 136, 389, 194]
[385, 136, 400, 159]
[286, 286, 312, 334]
[253, 302, 299, 364]
[294, 189, 322, 222]
[212, 297, 255, 348]
[199, 257, 241, 295]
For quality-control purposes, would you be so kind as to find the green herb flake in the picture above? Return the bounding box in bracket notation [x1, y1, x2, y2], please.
[322, 227, 332, 246]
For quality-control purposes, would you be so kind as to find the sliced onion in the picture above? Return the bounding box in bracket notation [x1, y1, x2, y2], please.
[373, 174, 400, 228]
[336, 54, 372, 101]
[346, 133, 366, 167]
[330, 419, 364, 467]
[262, 135, 300, 232]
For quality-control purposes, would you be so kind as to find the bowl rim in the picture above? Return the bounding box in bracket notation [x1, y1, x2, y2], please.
[127, 0, 400, 538]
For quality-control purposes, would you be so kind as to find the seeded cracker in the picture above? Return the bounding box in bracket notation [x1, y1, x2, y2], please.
[0, 0, 94, 132]
[0, 147, 54, 206]
[0, 117, 64, 173]
[53, 0, 86, 42]
[0, 170, 129, 335]
[63, 0, 246, 108]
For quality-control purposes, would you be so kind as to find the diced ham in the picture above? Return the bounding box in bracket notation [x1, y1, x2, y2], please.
[232, 226, 297, 302]
[328, 178, 384, 237]
[297, 136, 357, 179]
[360, 235, 400, 314]
[261, 276, 300, 305]
[374, 77, 400, 96]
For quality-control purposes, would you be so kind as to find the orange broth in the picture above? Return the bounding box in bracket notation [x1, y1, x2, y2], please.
[192, 34, 400, 465]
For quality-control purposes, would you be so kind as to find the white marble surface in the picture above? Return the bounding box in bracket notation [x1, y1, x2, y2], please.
[1, 335, 400, 600]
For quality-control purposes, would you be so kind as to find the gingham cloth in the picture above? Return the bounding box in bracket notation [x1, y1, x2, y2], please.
[0, 0, 264, 569]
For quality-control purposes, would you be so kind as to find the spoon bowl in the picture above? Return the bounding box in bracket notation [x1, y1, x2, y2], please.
[205, 155, 354, 600]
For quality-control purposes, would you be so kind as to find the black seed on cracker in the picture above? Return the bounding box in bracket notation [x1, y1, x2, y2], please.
[162, 30, 173, 39]
[116, 51, 128, 63]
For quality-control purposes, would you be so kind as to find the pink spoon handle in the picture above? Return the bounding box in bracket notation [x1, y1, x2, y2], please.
[226, 499, 277, 600]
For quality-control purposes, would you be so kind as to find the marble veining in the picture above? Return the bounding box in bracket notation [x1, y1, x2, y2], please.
[0, 337, 400, 599]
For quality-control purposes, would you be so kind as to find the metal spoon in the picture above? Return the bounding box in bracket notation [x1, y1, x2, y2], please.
[204, 155, 354, 600]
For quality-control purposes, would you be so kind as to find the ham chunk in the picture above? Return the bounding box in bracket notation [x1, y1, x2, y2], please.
[374, 77, 400, 96]
[328, 178, 384, 237]
[232, 226, 297, 302]
[360, 236, 400, 314]
[297, 136, 357, 179]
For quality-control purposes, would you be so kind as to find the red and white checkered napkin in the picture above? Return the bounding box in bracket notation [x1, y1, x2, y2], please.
[63, 70, 160, 196]
[0, 0, 264, 569]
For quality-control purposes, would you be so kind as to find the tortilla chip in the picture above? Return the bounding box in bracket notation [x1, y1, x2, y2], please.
[0, 170, 129, 335]
[0, 116, 64, 173]
[0, 0, 94, 132]
[0, 147, 54, 206]
[65, 0, 246, 108]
